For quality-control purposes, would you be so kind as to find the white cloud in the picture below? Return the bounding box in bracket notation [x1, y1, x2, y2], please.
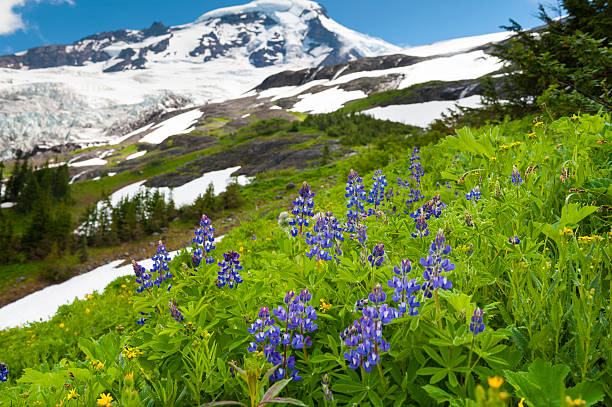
[0, 0, 74, 36]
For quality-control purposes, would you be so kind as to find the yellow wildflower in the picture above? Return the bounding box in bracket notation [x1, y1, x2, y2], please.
[527, 132, 536, 138]
[265, 237, 270, 241]
[519, 398, 525, 407]
[125, 372, 134, 381]
[562, 227, 573, 235]
[239, 246, 244, 252]
[535, 121, 544, 127]
[59, 323, 65, 328]
[121, 284, 127, 288]
[490, 156, 497, 161]
[65, 328, 70, 332]
[565, 396, 586, 406]
[88, 295, 93, 300]
[85, 308, 91, 314]
[67, 389, 79, 400]
[319, 299, 332, 313]
[510, 141, 522, 148]
[571, 114, 580, 120]
[499, 145, 509, 151]
[488, 376, 503, 389]
[96, 393, 113, 407]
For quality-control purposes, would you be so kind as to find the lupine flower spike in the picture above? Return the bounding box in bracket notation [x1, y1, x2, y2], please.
[132, 260, 152, 294]
[420, 230, 454, 298]
[217, 250, 244, 288]
[247, 290, 318, 382]
[289, 182, 315, 237]
[0, 362, 8, 382]
[470, 308, 485, 335]
[152, 240, 173, 289]
[169, 300, 184, 323]
[321, 374, 333, 402]
[509, 235, 520, 245]
[511, 165, 523, 185]
[341, 285, 399, 384]
[345, 169, 367, 231]
[465, 186, 482, 202]
[387, 259, 421, 316]
[367, 169, 387, 214]
[192, 214, 216, 267]
[305, 212, 344, 263]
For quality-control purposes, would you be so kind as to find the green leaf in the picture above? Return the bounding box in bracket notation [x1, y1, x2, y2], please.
[504, 359, 570, 407]
[422, 385, 454, 403]
[262, 398, 307, 406]
[566, 381, 604, 406]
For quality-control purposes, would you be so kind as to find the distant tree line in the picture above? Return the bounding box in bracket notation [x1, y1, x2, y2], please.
[0, 157, 73, 264]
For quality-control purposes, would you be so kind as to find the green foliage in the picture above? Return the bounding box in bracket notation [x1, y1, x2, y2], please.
[0, 113, 610, 406]
[491, 0, 611, 114]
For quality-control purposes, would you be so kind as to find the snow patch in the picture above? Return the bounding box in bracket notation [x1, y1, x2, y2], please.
[361, 95, 483, 127]
[291, 87, 366, 114]
[69, 158, 108, 167]
[1, 202, 15, 209]
[139, 109, 202, 144]
[126, 151, 147, 160]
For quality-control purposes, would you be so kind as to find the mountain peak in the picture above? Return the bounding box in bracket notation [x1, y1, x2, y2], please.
[196, 0, 327, 23]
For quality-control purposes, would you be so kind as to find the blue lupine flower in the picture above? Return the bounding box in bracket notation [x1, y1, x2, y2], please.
[420, 230, 454, 297]
[132, 260, 152, 294]
[248, 290, 317, 382]
[509, 235, 520, 245]
[0, 362, 8, 382]
[470, 307, 485, 335]
[305, 212, 344, 263]
[511, 165, 523, 185]
[465, 186, 482, 202]
[289, 182, 315, 237]
[192, 214, 216, 265]
[410, 147, 424, 186]
[217, 250, 243, 288]
[152, 240, 173, 287]
[368, 283, 387, 304]
[387, 259, 421, 316]
[136, 311, 149, 325]
[345, 169, 367, 231]
[169, 301, 184, 323]
[410, 195, 445, 238]
[465, 211, 474, 227]
[354, 297, 369, 312]
[367, 170, 387, 213]
[367, 243, 385, 268]
[341, 286, 398, 372]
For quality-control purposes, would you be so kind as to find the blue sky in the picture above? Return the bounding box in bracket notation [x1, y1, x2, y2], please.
[0, 0, 547, 55]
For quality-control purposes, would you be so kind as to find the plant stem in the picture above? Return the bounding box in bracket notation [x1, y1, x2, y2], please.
[377, 362, 388, 391]
[434, 289, 443, 330]
[463, 337, 474, 395]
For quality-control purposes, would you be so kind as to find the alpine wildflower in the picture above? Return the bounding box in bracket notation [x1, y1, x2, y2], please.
[511, 165, 523, 185]
[387, 259, 421, 316]
[217, 250, 244, 288]
[96, 393, 113, 407]
[465, 186, 482, 202]
[132, 260, 152, 294]
[169, 300, 184, 323]
[345, 169, 367, 231]
[367, 169, 387, 213]
[0, 362, 8, 382]
[509, 235, 520, 245]
[469, 308, 485, 335]
[151, 240, 173, 288]
[420, 230, 454, 298]
[289, 182, 315, 237]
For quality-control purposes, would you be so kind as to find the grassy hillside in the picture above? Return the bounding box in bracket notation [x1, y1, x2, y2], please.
[0, 113, 609, 406]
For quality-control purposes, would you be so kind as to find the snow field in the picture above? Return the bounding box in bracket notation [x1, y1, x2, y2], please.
[139, 109, 203, 144]
[361, 95, 484, 127]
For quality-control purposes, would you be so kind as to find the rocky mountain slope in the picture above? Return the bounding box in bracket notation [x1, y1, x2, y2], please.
[0, 0, 399, 158]
[0, 0, 516, 159]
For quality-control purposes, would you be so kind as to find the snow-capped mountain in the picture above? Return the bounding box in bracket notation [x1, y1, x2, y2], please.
[0, 0, 400, 158]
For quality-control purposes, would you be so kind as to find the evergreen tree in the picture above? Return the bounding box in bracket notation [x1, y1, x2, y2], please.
[77, 235, 88, 263]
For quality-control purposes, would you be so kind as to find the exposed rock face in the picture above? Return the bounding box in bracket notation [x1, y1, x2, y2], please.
[254, 54, 428, 91]
[0, 22, 170, 70]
